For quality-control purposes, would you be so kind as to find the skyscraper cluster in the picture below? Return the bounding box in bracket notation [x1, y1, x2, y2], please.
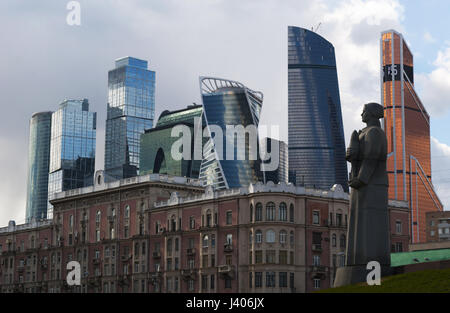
[24, 28, 443, 246]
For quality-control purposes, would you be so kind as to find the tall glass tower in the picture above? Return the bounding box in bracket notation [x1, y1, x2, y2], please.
[25, 111, 53, 221]
[199, 77, 265, 189]
[104, 56, 156, 179]
[288, 26, 348, 192]
[48, 99, 96, 211]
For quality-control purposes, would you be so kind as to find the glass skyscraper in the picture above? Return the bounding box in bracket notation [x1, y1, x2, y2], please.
[25, 111, 53, 221]
[48, 99, 96, 212]
[288, 26, 348, 192]
[261, 137, 289, 184]
[199, 77, 265, 189]
[140, 105, 205, 178]
[104, 56, 156, 179]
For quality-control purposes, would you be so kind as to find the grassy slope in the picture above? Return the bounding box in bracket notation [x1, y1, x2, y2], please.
[317, 268, 450, 293]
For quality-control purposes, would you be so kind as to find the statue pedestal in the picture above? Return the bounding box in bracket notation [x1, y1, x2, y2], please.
[333, 265, 393, 288]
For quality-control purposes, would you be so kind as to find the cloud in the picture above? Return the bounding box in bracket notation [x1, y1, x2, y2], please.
[431, 137, 450, 210]
[0, 0, 410, 226]
[423, 31, 436, 43]
[415, 45, 450, 116]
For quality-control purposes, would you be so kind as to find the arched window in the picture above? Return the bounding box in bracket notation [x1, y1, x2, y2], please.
[206, 210, 212, 227]
[266, 230, 275, 243]
[250, 204, 253, 222]
[255, 230, 262, 243]
[279, 230, 287, 244]
[255, 203, 262, 222]
[266, 202, 275, 221]
[289, 204, 294, 222]
[171, 215, 176, 232]
[202, 235, 209, 248]
[332, 234, 337, 247]
[290, 231, 294, 246]
[340, 234, 346, 248]
[279, 203, 287, 221]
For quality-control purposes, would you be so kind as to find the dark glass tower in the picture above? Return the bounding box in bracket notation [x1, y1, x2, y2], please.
[104, 57, 156, 179]
[25, 111, 53, 221]
[288, 26, 348, 192]
[199, 77, 264, 189]
[48, 99, 96, 212]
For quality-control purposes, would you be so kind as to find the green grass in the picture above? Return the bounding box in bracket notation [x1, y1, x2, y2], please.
[317, 268, 450, 293]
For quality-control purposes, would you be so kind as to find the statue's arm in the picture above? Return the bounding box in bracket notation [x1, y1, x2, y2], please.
[357, 129, 382, 184]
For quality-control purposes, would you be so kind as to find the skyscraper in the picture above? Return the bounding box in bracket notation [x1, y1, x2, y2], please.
[47, 99, 96, 213]
[260, 137, 289, 184]
[140, 105, 205, 178]
[25, 111, 53, 221]
[287, 26, 348, 192]
[199, 77, 265, 189]
[381, 30, 443, 243]
[104, 56, 156, 179]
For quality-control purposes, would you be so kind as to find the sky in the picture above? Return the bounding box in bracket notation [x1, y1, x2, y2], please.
[0, 0, 449, 227]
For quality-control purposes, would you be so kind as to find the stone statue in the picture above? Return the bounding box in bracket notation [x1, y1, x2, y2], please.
[334, 102, 391, 287]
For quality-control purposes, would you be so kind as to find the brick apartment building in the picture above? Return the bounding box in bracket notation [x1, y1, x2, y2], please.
[0, 172, 409, 293]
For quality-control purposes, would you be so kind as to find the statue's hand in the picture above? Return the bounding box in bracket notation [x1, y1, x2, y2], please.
[349, 178, 365, 189]
[346, 148, 353, 160]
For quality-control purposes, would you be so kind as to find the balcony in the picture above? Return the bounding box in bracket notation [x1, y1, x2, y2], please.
[311, 265, 328, 274]
[152, 250, 161, 259]
[312, 244, 322, 252]
[218, 265, 235, 279]
[181, 269, 197, 281]
[224, 243, 233, 253]
[187, 248, 196, 256]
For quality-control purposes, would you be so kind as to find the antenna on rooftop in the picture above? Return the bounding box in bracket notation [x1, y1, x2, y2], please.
[312, 22, 322, 33]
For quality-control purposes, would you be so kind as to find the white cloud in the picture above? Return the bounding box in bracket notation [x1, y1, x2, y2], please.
[415, 45, 450, 116]
[431, 137, 450, 210]
[423, 31, 436, 43]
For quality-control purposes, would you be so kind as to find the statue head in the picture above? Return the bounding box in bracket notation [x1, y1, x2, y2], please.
[361, 102, 384, 124]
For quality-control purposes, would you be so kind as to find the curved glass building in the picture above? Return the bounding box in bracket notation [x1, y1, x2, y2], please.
[199, 77, 264, 189]
[288, 26, 348, 192]
[25, 111, 53, 221]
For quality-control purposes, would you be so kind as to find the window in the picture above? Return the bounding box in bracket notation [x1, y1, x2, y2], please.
[266, 202, 275, 221]
[313, 211, 320, 225]
[175, 238, 179, 251]
[279, 230, 287, 244]
[124, 205, 130, 218]
[340, 234, 346, 248]
[225, 277, 232, 289]
[250, 204, 253, 222]
[289, 204, 294, 222]
[188, 279, 194, 291]
[202, 255, 208, 268]
[266, 230, 275, 243]
[189, 216, 195, 229]
[266, 272, 275, 287]
[313, 255, 320, 266]
[255, 230, 262, 243]
[96, 230, 100, 242]
[96, 211, 101, 223]
[314, 278, 321, 289]
[255, 272, 262, 288]
[279, 203, 287, 221]
[171, 215, 176, 232]
[279, 272, 287, 287]
[202, 235, 209, 248]
[431, 230, 435, 236]
[202, 275, 208, 290]
[255, 203, 263, 221]
[290, 231, 294, 246]
[395, 242, 403, 252]
[226, 211, 232, 225]
[210, 275, 215, 290]
[266, 250, 275, 264]
[255, 251, 263, 264]
[332, 234, 337, 247]
[69, 215, 74, 228]
[226, 234, 232, 245]
[167, 239, 172, 253]
[279, 250, 287, 265]
[206, 210, 212, 227]
[249, 272, 253, 288]
[211, 235, 215, 248]
[211, 255, 215, 267]
[396, 221, 402, 234]
[336, 213, 342, 226]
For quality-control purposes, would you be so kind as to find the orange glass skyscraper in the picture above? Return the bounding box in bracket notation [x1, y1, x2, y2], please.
[381, 30, 443, 244]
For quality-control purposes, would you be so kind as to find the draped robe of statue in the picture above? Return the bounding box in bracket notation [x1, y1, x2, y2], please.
[346, 125, 390, 266]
